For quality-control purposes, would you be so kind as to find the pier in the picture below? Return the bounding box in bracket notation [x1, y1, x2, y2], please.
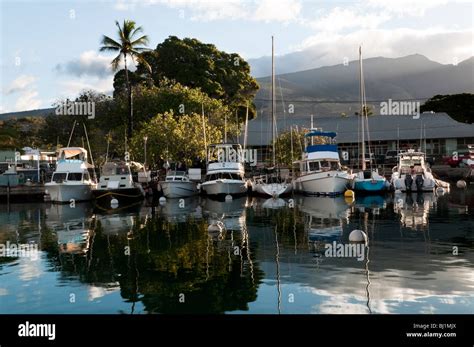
[0, 184, 45, 203]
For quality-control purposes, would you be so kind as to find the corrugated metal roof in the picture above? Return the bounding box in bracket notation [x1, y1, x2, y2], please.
[242, 113, 474, 146]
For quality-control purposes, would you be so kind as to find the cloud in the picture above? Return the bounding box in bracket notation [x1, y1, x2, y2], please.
[2, 75, 43, 111]
[253, 0, 302, 23]
[113, 0, 303, 23]
[55, 51, 112, 78]
[308, 7, 391, 33]
[58, 76, 114, 99]
[15, 89, 42, 111]
[297, 28, 473, 65]
[367, 0, 449, 17]
[4, 75, 37, 95]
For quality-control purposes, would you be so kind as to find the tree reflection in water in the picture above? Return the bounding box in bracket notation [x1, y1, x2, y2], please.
[47, 212, 263, 314]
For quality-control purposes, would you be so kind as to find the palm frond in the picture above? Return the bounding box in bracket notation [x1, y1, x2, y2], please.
[130, 35, 149, 47]
[115, 20, 125, 43]
[130, 26, 144, 39]
[100, 35, 122, 51]
[122, 20, 136, 39]
[133, 53, 152, 73]
[110, 54, 122, 71]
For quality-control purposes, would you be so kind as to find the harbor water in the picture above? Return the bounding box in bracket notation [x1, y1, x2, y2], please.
[0, 188, 473, 314]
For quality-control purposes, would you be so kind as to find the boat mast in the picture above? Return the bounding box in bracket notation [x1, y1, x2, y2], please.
[272, 35, 276, 167]
[359, 46, 366, 171]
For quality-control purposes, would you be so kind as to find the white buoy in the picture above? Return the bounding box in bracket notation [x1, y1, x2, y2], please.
[159, 196, 167, 204]
[349, 229, 367, 243]
[110, 198, 119, 208]
[456, 180, 467, 189]
[225, 194, 233, 202]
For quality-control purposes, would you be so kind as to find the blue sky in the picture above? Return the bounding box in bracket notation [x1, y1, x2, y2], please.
[1, 0, 472, 113]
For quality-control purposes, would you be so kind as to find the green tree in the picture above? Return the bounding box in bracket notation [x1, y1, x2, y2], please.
[100, 20, 150, 139]
[133, 36, 259, 120]
[420, 93, 474, 123]
[130, 111, 223, 167]
[273, 127, 311, 167]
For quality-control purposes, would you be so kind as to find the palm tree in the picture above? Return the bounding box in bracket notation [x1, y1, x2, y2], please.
[100, 20, 150, 139]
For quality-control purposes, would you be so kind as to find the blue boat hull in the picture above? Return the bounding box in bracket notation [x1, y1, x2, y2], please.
[353, 179, 386, 193]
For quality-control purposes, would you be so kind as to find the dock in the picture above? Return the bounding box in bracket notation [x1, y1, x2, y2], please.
[0, 184, 46, 203]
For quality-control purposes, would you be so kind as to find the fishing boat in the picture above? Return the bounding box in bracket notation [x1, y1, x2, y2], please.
[351, 47, 387, 193]
[250, 36, 291, 198]
[159, 170, 199, 198]
[200, 143, 248, 197]
[45, 147, 96, 203]
[390, 150, 436, 192]
[92, 160, 145, 207]
[293, 129, 350, 195]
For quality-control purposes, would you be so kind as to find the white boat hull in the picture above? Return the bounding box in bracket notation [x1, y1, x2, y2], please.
[160, 181, 198, 198]
[45, 183, 94, 203]
[201, 179, 247, 196]
[294, 172, 349, 195]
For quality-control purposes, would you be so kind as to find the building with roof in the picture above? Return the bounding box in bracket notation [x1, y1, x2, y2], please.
[242, 113, 474, 164]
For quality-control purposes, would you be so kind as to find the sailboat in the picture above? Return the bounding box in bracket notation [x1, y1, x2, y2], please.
[251, 36, 291, 198]
[351, 46, 387, 193]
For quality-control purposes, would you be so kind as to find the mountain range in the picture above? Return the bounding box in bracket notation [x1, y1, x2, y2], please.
[254, 54, 474, 118]
[1, 54, 472, 120]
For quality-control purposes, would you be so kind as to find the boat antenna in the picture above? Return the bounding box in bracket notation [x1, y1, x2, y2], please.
[290, 125, 294, 164]
[67, 120, 77, 147]
[224, 113, 227, 144]
[83, 123, 97, 182]
[419, 120, 423, 151]
[202, 103, 207, 150]
[359, 46, 366, 171]
[244, 102, 249, 152]
[105, 131, 111, 163]
[272, 35, 276, 167]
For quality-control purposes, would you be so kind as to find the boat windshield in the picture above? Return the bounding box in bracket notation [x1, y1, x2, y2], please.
[206, 172, 243, 181]
[310, 160, 339, 172]
[165, 171, 186, 181]
[52, 172, 67, 183]
[67, 172, 83, 181]
[102, 162, 130, 176]
[400, 157, 423, 167]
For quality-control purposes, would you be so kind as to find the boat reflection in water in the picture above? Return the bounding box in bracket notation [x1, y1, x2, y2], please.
[45, 203, 94, 255]
[261, 197, 287, 209]
[393, 192, 437, 230]
[296, 196, 350, 243]
[158, 197, 202, 223]
[202, 196, 248, 232]
[354, 195, 387, 215]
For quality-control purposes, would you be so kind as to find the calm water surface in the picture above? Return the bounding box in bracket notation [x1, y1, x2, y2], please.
[1, 188, 473, 314]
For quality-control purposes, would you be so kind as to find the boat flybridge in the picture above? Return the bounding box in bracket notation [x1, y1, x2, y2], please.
[200, 143, 248, 197]
[293, 129, 350, 195]
[390, 150, 436, 192]
[45, 147, 96, 203]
